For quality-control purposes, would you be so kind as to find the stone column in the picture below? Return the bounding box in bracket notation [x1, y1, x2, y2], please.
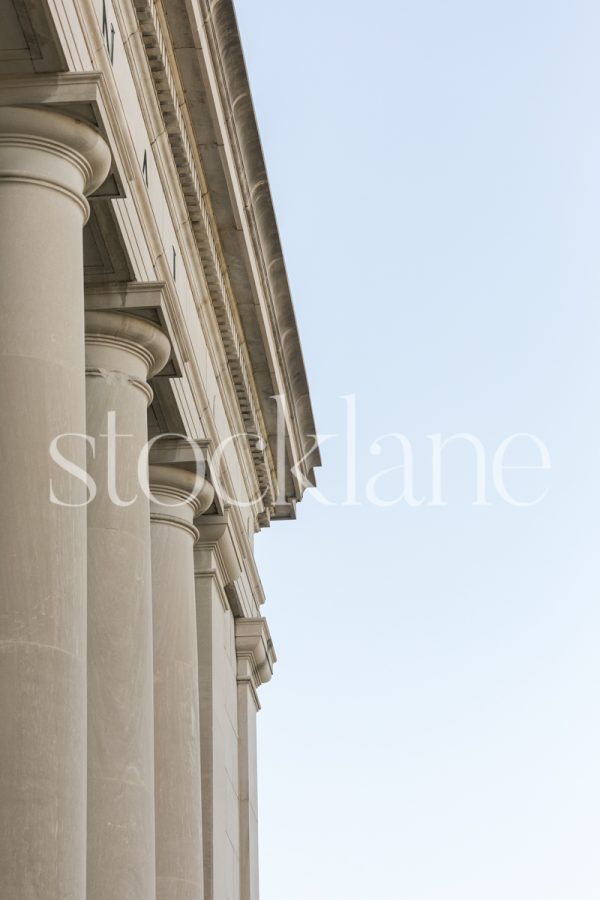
[85, 310, 170, 900]
[149, 463, 214, 900]
[235, 619, 276, 900]
[194, 517, 243, 900]
[0, 106, 109, 900]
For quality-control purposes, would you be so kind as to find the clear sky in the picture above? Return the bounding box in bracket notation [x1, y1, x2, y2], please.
[234, 2, 600, 898]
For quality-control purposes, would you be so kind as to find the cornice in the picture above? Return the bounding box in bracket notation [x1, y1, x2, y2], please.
[132, 0, 276, 519]
[196, 0, 321, 485]
[145, 0, 320, 507]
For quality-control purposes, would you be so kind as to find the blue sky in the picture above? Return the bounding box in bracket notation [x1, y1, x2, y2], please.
[235, 2, 600, 898]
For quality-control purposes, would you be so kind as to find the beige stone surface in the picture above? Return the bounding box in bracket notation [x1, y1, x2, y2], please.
[0, 106, 109, 900]
[0, 0, 319, 892]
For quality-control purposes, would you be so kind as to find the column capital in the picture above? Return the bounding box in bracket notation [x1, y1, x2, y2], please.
[85, 282, 182, 378]
[85, 310, 171, 376]
[0, 106, 110, 219]
[149, 464, 214, 541]
[194, 513, 242, 589]
[235, 618, 277, 708]
[0, 72, 127, 198]
[85, 310, 171, 405]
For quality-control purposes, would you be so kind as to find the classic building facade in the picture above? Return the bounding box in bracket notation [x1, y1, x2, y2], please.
[0, 1, 319, 898]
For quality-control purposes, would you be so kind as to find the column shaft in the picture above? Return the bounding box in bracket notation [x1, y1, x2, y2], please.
[0, 106, 109, 900]
[237, 684, 260, 900]
[235, 619, 276, 900]
[86, 310, 170, 900]
[150, 464, 213, 900]
[195, 526, 242, 900]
